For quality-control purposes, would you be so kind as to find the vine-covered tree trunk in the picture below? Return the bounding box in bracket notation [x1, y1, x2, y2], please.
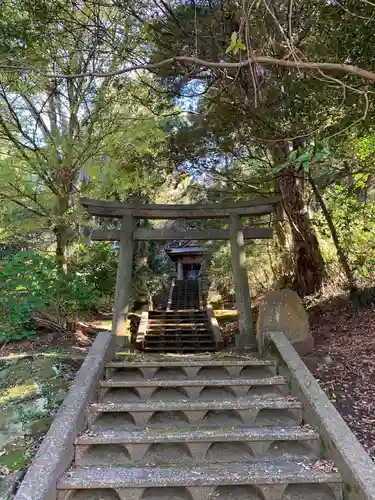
[277, 166, 325, 296]
[273, 190, 294, 284]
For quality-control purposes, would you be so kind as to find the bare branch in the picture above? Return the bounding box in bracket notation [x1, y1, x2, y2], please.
[3, 55, 375, 83]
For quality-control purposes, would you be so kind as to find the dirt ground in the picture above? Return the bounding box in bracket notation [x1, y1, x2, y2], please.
[309, 298, 375, 459]
[218, 297, 375, 459]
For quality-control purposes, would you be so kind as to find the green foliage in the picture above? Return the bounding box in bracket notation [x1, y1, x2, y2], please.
[0, 252, 99, 341]
[209, 244, 234, 298]
[74, 243, 118, 299]
[132, 239, 171, 305]
[316, 185, 375, 280]
[226, 32, 246, 55]
[74, 239, 170, 309]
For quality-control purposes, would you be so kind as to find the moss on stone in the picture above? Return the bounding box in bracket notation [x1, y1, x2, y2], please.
[0, 382, 40, 405]
[0, 350, 82, 473]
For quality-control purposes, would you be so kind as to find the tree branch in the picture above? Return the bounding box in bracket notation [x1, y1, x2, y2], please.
[2, 55, 375, 83]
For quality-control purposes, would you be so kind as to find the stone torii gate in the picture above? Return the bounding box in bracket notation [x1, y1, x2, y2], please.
[80, 196, 280, 349]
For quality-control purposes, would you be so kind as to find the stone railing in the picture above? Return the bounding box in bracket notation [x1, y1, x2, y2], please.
[134, 305, 149, 349]
[206, 303, 224, 348]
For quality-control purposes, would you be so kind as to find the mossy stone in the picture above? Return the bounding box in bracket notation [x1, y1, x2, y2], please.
[24, 417, 53, 436]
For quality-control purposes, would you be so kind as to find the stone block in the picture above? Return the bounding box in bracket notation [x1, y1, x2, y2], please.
[257, 289, 314, 356]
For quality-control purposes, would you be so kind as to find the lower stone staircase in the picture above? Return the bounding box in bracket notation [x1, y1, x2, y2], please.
[56, 356, 342, 500]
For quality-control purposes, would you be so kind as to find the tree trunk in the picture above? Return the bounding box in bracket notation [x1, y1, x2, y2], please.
[54, 195, 71, 274]
[277, 166, 325, 296]
[309, 174, 356, 290]
[55, 225, 69, 274]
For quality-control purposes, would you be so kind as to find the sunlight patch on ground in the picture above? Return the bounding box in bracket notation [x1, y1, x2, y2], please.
[0, 382, 40, 405]
[90, 320, 112, 330]
[213, 309, 238, 321]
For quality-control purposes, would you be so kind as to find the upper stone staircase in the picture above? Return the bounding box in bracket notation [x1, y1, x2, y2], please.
[136, 279, 216, 353]
[142, 310, 216, 352]
[169, 279, 201, 310]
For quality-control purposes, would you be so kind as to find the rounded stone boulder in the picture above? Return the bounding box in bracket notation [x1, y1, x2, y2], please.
[256, 289, 314, 356]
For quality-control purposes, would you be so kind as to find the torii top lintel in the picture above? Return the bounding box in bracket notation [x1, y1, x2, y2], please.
[80, 196, 281, 220]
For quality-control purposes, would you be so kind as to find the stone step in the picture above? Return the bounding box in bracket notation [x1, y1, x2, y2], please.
[146, 329, 210, 333]
[149, 313, 206, 316]
[142, 346, 217, 353]
[86, 398, 303, 428]
[75, 426, 322, 466]
[169, 307, 200, 310]
[170, 300, 200, 302]
[142, 343, 216, 349]
[139, 342, 215, 348]
[147, 325, 210, 333]
[142, 334, 212, 340]
[77, 425, 319, 445]
[142, 348, 217, 354]
[140, 335, 213, 342]
[144, 338, 214, 344]
[57, 462, 342, 500]
[147, 325, 209, 329]
[143, 341, 215, 347]
[105, 359, 278, 379]
[98, 377, 288, 401]
[75, 440, 321, 467]
[100, 376, 286, 388]
[151, 307, 203, 310]
[169, 306, 200, 308]
[150, 311, 203, 315]
[147, 322, 209, 326]
[106, 359, 277, 368]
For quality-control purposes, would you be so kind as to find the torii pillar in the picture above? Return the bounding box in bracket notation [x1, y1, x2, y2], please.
[113, 215, 134, 346]
[229, 214, 255, 349]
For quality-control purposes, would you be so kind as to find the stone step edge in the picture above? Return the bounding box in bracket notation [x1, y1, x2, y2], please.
[142, 349, 218, 353]
[88, 397, 302, 412]
[57, 463, 342, 489]
[143, 337, 213, 340]
[100, 377, 287, 388]
[106, 359, 276, 368]
[147, 324, 210, 327]
[144, 331, 212, 335]
[76, 425, 319, 445]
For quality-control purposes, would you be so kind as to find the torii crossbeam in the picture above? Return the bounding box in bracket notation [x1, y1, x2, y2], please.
[80, 196, 280, 349]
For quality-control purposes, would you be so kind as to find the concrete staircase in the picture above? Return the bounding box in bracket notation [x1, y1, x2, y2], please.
[56, 356, 343, 500]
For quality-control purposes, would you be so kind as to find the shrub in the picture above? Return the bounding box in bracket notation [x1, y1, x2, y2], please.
[74, 241, 170, 310]
[0, 251, 99, 342]
[74, 243, 118, 299]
